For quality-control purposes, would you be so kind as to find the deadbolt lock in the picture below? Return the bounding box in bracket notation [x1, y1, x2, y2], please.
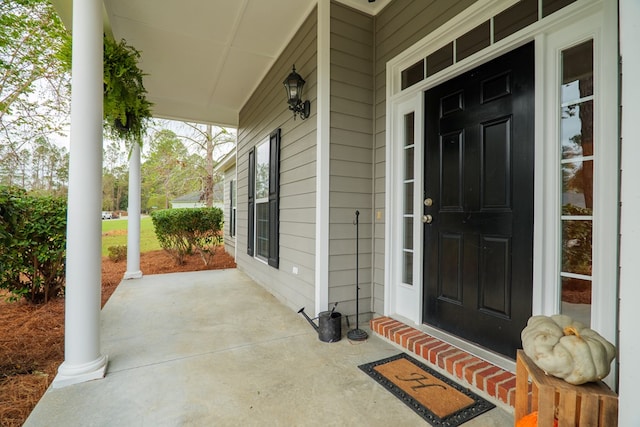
[424, 198, 433, 207]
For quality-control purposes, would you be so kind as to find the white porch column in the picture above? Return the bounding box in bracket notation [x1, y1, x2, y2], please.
[618, 0, 640, 424]
[52, 0, 107, 388]
[124, 143, 143, 279]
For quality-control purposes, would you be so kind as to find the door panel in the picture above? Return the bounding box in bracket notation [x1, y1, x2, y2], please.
[482, 118, 511, 208]
[441, 131, 464, 209]
[423, 42, 534, 358]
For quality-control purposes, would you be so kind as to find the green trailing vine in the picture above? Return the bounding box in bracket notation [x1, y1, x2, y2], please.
[59, 35, 153, 146]
[103, 37, 153, 146]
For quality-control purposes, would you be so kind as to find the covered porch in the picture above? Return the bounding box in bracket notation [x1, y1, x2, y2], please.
[24, 269, 511, 425]
[45, 0, 640, 423]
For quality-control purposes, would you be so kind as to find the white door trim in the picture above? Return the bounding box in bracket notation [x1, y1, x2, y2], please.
[384, 0, 618, 377]
[385, 93, 423, 324]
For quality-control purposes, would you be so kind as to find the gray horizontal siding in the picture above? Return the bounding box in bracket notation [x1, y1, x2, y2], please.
[236, 7, 317, 313]
[329, 1, 374, 321]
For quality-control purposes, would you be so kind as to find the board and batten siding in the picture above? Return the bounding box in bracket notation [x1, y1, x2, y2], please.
[371, 0, 478, 315]
[236, 8, 318, 313]
[328, 2, 374, 321]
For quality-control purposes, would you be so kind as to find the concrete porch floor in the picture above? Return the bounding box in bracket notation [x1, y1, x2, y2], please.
[25, 269, 513, 426]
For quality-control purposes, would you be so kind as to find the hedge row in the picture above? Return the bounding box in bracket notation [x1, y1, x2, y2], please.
[0, 186, 67, 303]
[150, 207, 223, 266]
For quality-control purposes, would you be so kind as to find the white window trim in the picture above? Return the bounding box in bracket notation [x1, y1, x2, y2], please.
[541, 8, 619, 357]
[384, 0, 618, 375]
[386, 0, 520, 96]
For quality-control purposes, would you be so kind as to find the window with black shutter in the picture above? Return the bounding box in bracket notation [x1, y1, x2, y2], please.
[230, 179, 236, 238]
[268, 128, 280, 268]
[247, 128, 280, 268]
[247, 149, 255, 256]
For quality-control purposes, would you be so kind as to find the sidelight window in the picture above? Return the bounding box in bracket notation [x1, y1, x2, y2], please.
[402, 112, 415, 285]
[559, 40, 593, 324]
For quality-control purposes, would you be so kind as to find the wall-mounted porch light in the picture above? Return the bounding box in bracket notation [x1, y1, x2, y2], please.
[283, 65, 310, 120]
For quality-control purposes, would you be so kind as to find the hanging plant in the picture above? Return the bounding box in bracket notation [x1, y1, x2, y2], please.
[103, 36, 152, 146]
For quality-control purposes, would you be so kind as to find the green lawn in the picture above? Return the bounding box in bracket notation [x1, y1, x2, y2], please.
[101, 216, 162, 256]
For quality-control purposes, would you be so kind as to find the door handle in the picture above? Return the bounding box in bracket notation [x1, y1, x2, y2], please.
[422, 214, 433, 224]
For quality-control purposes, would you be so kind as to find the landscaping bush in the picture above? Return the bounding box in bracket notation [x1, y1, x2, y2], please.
[108, 245, 127, 262]
[562, 204, 593, 276]
[0, 186, 67, 303]
[151, 207, 223, 266]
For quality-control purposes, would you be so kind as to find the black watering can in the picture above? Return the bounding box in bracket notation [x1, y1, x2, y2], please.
[298, 303, 342, 343]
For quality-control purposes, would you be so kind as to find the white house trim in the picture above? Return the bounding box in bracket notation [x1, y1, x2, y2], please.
[539, 7, 619, 365]
[386, 93, 423, 325]
[315, 0, 330, 315]
[52, 0, 107, 388]
[618, 0, 640, 423]
[384, 0, 617, 374]
[334, 0, 391, 16]
[386, 0, 520, 96]
[124, 143, 143, 280]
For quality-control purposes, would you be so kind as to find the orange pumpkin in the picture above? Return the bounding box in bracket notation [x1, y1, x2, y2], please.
[516, 411, 559, 427]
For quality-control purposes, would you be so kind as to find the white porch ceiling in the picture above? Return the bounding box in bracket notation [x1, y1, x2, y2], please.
[51, 0, 392, 128]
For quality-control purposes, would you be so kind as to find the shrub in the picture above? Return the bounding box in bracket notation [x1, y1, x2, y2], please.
[108, 245, 127, 262]
[151, 208, 223, 265]
[562, 204, 593, 276]
[0, 186, 67, 303]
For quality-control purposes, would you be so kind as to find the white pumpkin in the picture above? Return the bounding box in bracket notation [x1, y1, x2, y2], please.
[521, 314, 616, 385]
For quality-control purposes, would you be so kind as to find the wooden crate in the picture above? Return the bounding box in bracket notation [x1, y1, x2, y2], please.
[515, 350, 618, 427]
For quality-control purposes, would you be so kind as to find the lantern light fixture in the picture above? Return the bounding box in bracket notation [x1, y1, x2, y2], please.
[283, 65, 310, 120]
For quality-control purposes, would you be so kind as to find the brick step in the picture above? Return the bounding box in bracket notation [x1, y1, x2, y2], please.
[370, 316, 516, 409]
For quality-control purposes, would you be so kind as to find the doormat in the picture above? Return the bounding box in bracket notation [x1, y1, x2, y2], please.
[358, 353, 495, 426]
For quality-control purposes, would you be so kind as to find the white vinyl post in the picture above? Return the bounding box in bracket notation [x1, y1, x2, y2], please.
[52, 0, 108, 388]
[124, 143, 143, 279]
[618, 0, 640, 424]
[315, 0, 330, 316]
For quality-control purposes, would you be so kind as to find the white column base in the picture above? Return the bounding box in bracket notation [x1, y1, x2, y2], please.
[52, 355, 108, 389]
[123, 270, 143, 280]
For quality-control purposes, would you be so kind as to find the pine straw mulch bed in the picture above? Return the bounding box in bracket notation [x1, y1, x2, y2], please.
[0, 247, 236, 427]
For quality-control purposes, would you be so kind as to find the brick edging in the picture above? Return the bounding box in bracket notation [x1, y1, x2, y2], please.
[370, 316, 517, 408]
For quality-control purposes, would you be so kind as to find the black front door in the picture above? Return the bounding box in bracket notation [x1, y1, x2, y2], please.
[423, 42, 534, 358]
